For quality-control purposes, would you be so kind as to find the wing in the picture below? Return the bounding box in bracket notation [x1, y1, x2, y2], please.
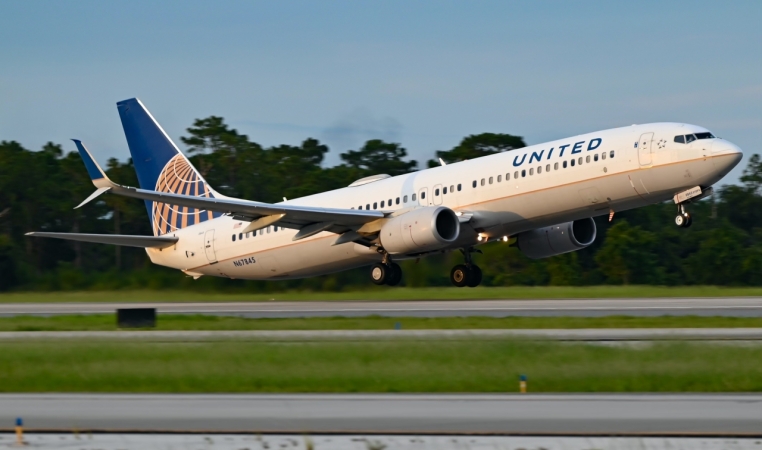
[73, 140, 385, 241]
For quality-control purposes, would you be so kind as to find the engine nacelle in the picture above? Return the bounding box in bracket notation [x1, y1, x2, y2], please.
[380, 206, 460, 255]
[517, 218, 597, 259]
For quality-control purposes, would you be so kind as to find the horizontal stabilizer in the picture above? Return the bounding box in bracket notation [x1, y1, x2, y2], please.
[25, 232, 178, 249]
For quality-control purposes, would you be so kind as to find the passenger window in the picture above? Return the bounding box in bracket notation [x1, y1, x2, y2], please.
[380, 200, 385, 208]
[506, 173, 510, 181]
[514, 171, 519, 179]
[373, 202, 377, 209]
[274, 227, 278, 232]
[238, 233, 243, 240]
[403, 195, 408, 203]
[443, 187, 448, 194]
[358, 205, 362, 210]
[246, 232, 251, 238]
[488, 177, 493, 184]
[554, 162, 558, 170]
[521, 169, 526, 178]
[685, 134, 696, 143]
[610, 150, 615, 158]
[538, 166, 542, 174]
[232, 235, 236, 242]
[563, 161, 568, 168]
[529, 168, 534, 175]
[674, 135, 685, 144]
[267, 227, 270, 234]
[434, 189, 440, 196]
[594, 154, 598, 162]
[412, 193, 417, 201]
[497, 175, 502, 182]
[472, 180, 477, 188]
[481, 178, 485, 186]
[601, 152, 606, 160]
[260, 229, 264, 236]
[396, 197, 400, 205]
[450, 185, 454, 192]
[571, 159, 576, 167]
[366, 204, 370, 210]
[546, 164, 550, 172]
[457, 184, 462, 191]
[586, 155, 590, 163]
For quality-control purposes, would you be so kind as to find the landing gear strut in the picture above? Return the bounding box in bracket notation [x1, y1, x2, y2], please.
[370, 252, 402, 286]
[675, 203, 692, 228]
[450, 247, 482, 288]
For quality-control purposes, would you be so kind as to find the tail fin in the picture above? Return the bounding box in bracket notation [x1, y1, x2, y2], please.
[116, 98, 221, 236]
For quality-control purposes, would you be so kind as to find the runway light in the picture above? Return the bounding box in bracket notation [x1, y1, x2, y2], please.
[502, 236, 508, 242]
[15, 417, 23, 445]
[477, 233, 484, 242]
[519, 375, 527, 394]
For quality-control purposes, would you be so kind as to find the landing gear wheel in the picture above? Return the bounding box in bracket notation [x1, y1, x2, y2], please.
[450, 264, 470, 288]
[466, 264, 482, 288]
[370, 263, 388, 285]
[386, 263, 402, 286]
[675, 213, 692, 228]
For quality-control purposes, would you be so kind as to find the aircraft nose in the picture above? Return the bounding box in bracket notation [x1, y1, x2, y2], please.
[712, 140, 743, 170]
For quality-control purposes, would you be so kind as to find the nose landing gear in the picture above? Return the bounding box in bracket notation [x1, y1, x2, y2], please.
[450, 247, 483, 288]
[675, 204, 692, 228]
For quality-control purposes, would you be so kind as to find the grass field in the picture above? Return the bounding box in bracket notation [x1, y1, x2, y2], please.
[1, 339, 760, 392]
[2, 286, 762, 303]
[3, 314, 762, 331]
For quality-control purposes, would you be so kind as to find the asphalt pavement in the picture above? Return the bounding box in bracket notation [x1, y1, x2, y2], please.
[2, 297, 762, 317]
[1, 394, 761, 434]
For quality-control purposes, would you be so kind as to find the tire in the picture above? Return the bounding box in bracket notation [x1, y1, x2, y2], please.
[370, 263, 388, 285]
[683, 213, 692, 228]
[466, 264, 482, 287]
[675, 214, 685, 227]
[386, 263, 402, 286]
[450, 264, 470, 288]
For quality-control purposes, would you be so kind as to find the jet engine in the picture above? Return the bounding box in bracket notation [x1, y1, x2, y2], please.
[379, 206, 460, 255]
[516, 218, 597, 259]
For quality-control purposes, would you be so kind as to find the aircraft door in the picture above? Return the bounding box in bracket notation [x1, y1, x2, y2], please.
[203, 229, 217, 263]
[433, 184, 443, 206]
[418, 187, 429, 206]
[637, 132, 654, 166]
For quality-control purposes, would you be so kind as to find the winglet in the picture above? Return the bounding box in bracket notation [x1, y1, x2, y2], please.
[71, 140, 117, 208]
[72, 139, 113, 188]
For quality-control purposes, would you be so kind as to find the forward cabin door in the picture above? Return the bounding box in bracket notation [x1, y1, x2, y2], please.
[638, 132, 654, 167]
[203, 229, 217, 264]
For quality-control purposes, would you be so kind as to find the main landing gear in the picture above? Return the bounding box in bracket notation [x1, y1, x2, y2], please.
[675, 203, 692, 228]
[450, 247, 482, 288]
[370, 252, 402, 286]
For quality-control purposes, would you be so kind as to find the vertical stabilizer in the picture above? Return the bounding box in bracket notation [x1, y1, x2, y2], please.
[116, 98, 221, 236]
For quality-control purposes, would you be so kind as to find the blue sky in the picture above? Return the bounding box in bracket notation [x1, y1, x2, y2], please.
[1, 1, 760, 183]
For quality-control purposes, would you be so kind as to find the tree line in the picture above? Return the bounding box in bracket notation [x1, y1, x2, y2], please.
[0, 117, 760, 291]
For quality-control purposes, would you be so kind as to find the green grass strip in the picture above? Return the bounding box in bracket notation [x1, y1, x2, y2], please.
[2, 286, 762, 303]
[3, 314, 762, 331]
[1, 339, 760, 392]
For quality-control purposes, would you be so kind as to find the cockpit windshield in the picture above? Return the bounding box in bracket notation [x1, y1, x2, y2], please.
[674, 132, 715, 144]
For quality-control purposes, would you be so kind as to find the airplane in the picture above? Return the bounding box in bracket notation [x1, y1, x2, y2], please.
[27, 98, 743, 287]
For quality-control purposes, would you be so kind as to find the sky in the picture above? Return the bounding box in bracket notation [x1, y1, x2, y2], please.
[1, 1, 760, 183]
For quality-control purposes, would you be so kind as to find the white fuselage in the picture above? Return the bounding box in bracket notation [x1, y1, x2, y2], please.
[146, 122, 743, 280]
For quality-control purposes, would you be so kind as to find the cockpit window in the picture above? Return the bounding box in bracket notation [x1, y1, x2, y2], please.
[674, 135, 685, 144]
[685, 134, 696, 143]
[675, 132, 714, 144]
[695, 132, 715, 140]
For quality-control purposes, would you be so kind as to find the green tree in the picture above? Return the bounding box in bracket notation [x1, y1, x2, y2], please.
[428, 133, 526, 167]
[340, 139, 417, 176]
[594, 220, 661, 285]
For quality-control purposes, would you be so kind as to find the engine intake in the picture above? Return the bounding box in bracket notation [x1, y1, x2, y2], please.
[517, 218, 597, 259]
[380, 206, 460, 255]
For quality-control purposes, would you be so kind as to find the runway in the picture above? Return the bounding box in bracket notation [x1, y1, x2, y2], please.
[2, 297, 762, 317]
[1, 394, 761, 434]
[2, 328, 762, 341]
